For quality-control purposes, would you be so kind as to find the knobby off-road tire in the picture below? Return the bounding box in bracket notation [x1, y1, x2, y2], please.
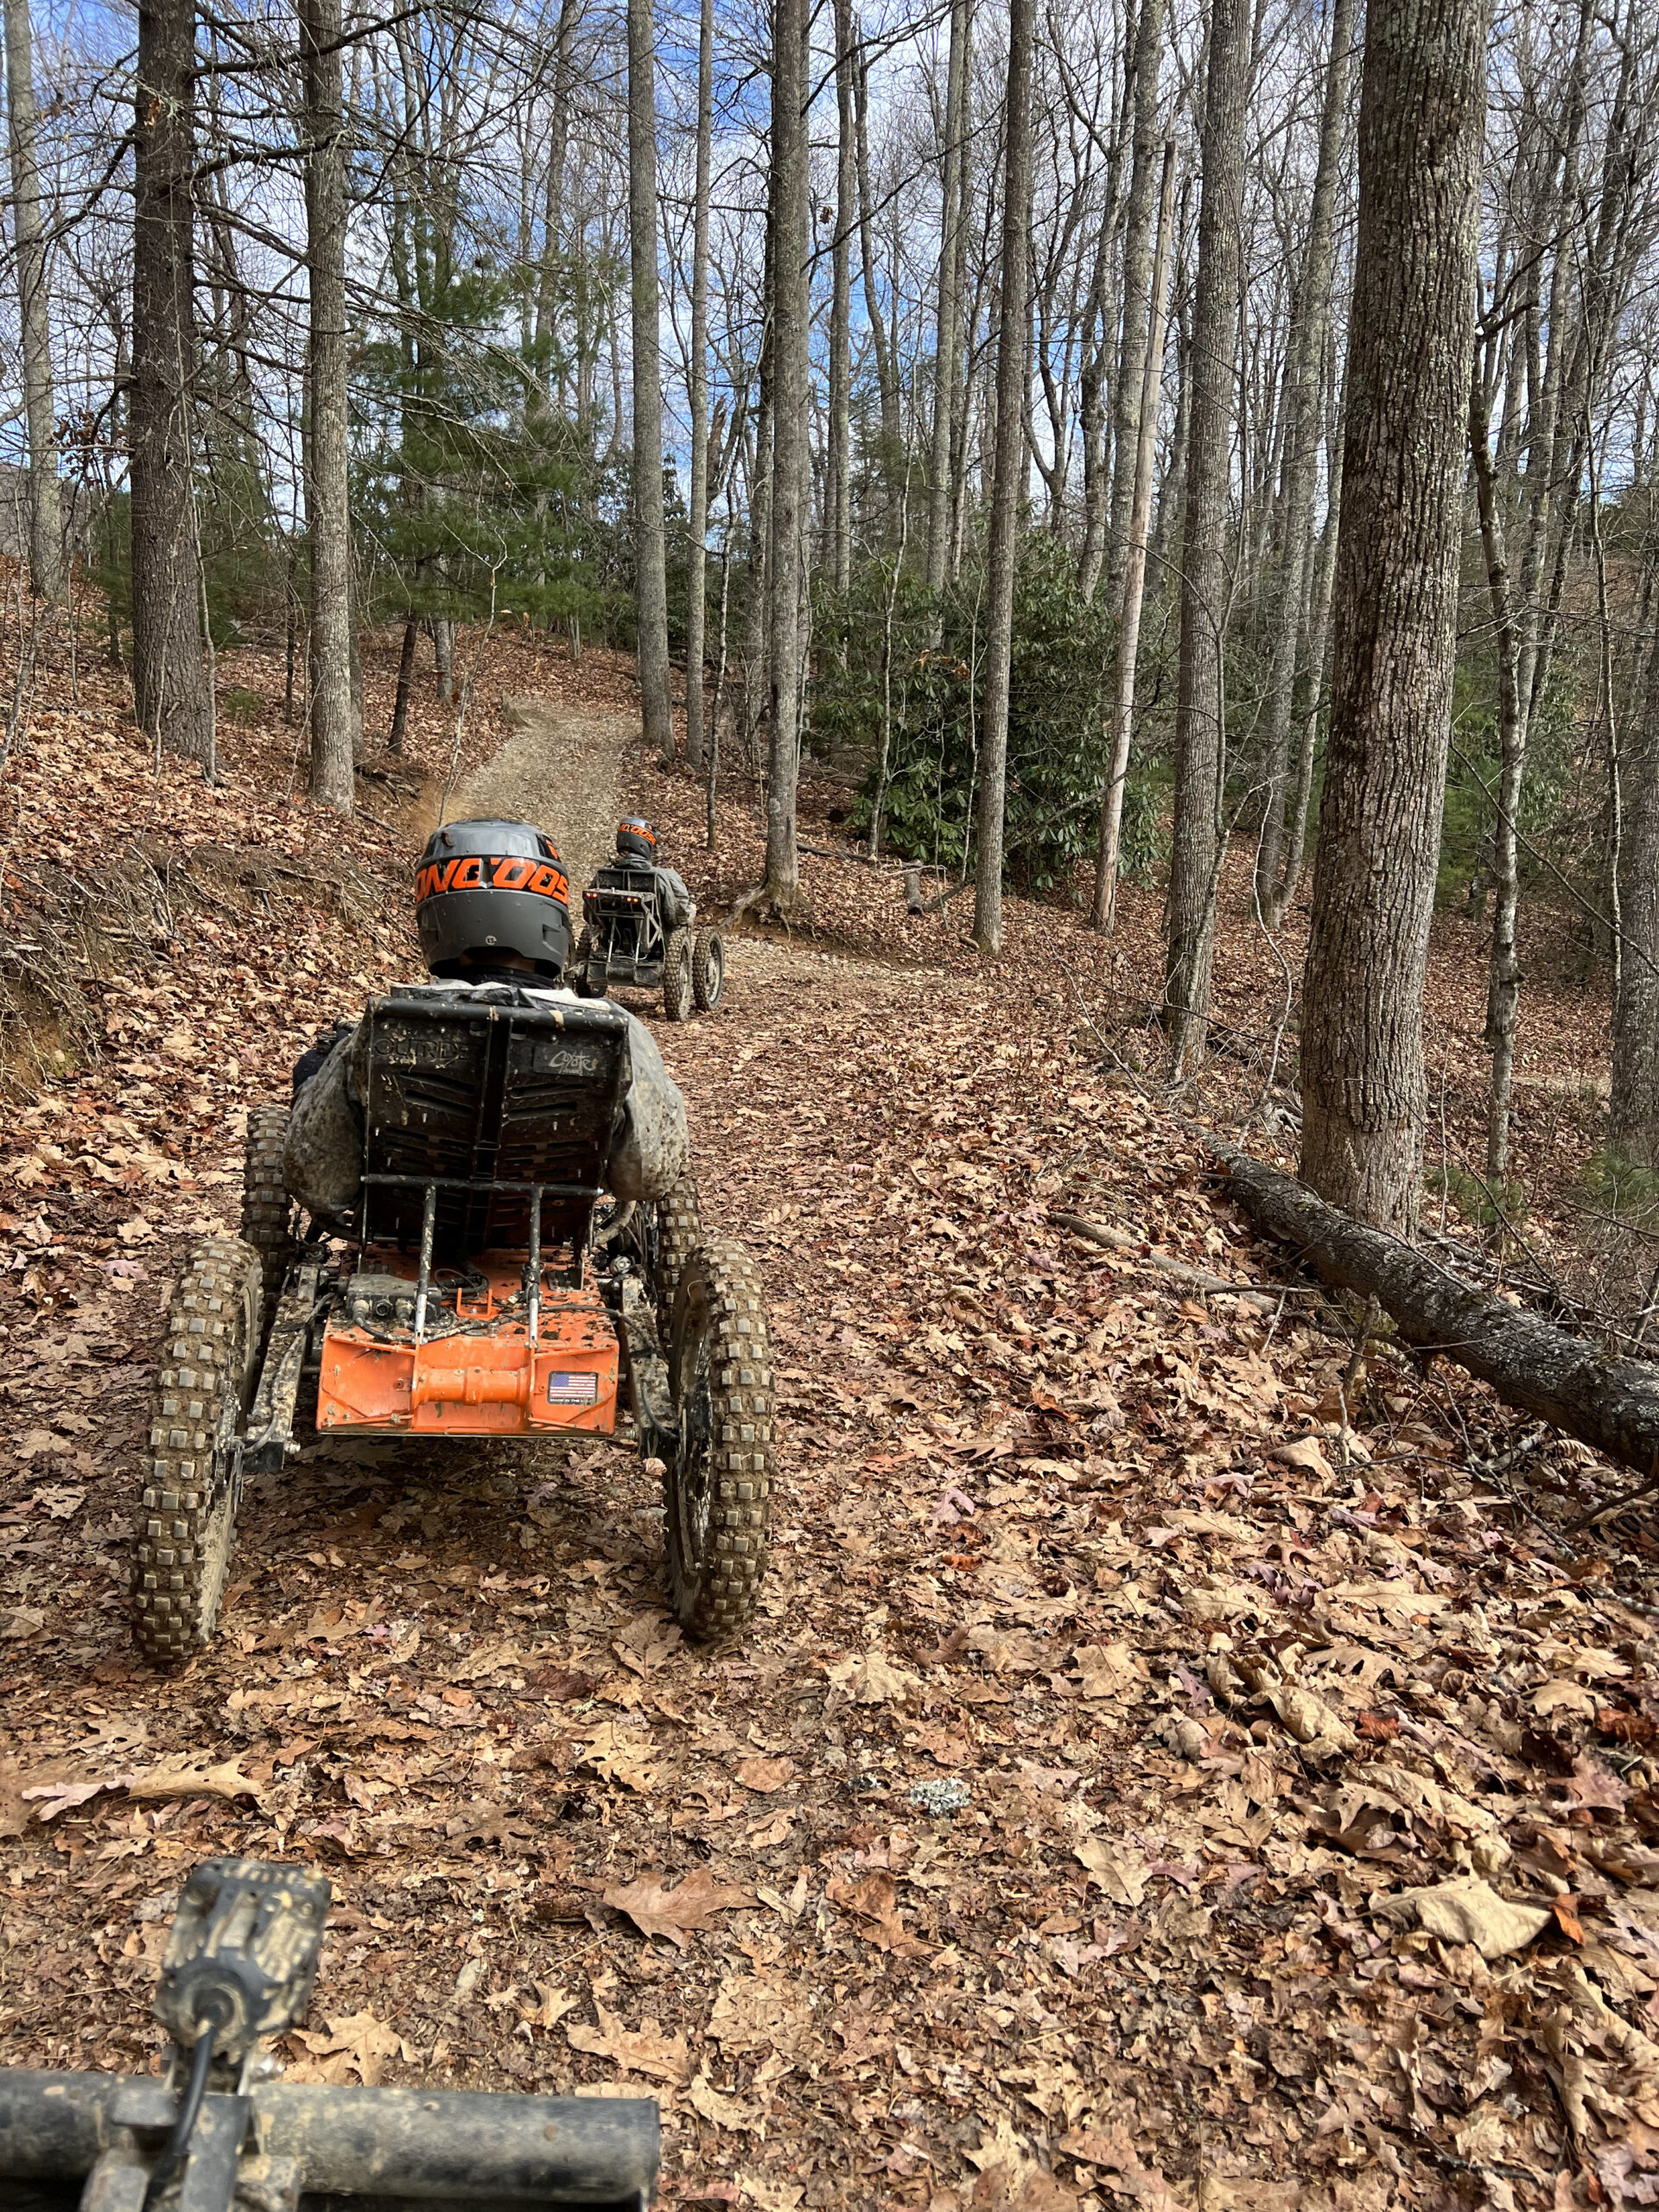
[652, 1172, 703, 1325]
[131, 1236, 263, 1667]
[664, 1238, 772, 1638]
[662, 928, 694, 1022]
[691, 927, 724, 1012]
[572, 926, 602, 997]
[241, 1102, 296, 1317]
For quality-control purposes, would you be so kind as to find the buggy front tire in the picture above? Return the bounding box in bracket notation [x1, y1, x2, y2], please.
[662, 928, 694, 1022]
[241, 1101, 295, 1317]
[653, 1172, 703, 1324]
[130, 1236, 262, 1667]
[664, 1239, 772, 1639]
[692, 928, 724, 1012]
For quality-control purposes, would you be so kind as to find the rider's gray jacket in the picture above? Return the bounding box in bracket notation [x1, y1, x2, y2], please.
[283, 981, 690, 1224]
[656, 867, 694, 930]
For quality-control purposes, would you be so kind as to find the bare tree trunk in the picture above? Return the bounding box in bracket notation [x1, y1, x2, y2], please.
[925, 0, 970, 600]
[533, 0, 582, 401]
[1300, 0, 1488, 1232]
[388, 615, 418, 754]
[1609, 614, 1659, 1169]
[970, 0, 1034, 957]
[827, 0, 855, 600]
[1469, 343, 1526, 1196]
[1103, 0, 1169, 605]
[762, 0, 810, 906]
[434, 616, 454, 702]
[1164, 0, 1251, 1074]
[1255, 0, 1353, 911]
[741, 257, 773, 777]
[1091, 139, 1176, 931]
[1274, 385, 1342, 922]
[683, 0, 715, 772]
[853, 27, 900, 491]
[627, 0, 673, 764]
[302, 0, 357, 814]
[130, 0, 213, 766]
[3, 0, 61, 601]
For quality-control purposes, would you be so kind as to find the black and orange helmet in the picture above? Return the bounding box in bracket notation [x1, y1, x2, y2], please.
[415, 817, 570, 976]
[616, 817, 657, 860]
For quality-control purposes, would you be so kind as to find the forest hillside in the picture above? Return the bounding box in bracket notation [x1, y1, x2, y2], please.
[2, 0, 1659, 2199]
[0, 596, 1655, 2209]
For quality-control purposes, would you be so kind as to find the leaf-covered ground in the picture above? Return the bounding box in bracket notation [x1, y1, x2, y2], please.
[2, 614, 1657, 2212]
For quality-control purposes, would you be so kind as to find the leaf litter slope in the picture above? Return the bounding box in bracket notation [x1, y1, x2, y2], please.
[0, 651, 1657, 2212]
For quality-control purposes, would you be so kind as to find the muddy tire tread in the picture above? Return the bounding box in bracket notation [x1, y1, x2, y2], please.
[662, 927, 693, 1022]
[653, 1172, 703, 1324]
[664, 1237, 772, 1640]
[691, 927, 723, 1013]
[130, 1236, 261, 1667]
[241, 1102, 295, 1310]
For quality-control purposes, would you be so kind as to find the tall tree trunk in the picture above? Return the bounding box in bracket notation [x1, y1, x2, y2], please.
[627, 0, 673, 763]
[1610, 620, 1659, 1169]
[533, 0, 582, 406]
[683, 0, 715, 772]
[302, 0, 357, 813]
[762, 0, 809, 905]
[388, 615, 418, 753]
[925, 0, 970, 600]
[1275, 378, 1343, 923]
[1255, 0, 1353, 915]
[1470, 341, 1526, 1196]
[827, 0, 855, 599]
[130, 0, 213, 766]
[1091, 139, 1176, 931]
[1300, 0, 1489, 1232]
[825, 0, 854, 588]
[853, 29, 900, 493]
[945, 31, 976, 587]
[1163, 0, 1251, 1074]
[3, 0, 61, 601]
[1103, 0, 1169, 604]
[969, 0, 1034, 957]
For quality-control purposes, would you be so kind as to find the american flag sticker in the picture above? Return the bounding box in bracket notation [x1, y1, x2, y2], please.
[547, 1371, 600, 1406]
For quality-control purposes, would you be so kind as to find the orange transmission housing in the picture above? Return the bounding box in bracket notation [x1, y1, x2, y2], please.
[316, 1254, 619, 1438]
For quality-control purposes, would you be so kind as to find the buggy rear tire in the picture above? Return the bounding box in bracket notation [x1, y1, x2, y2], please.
[131, 1237, 263, 1667]
[572, 926, 603, 997]
[664, 1239, 772, 1638]
[692, 928, 724, 1012]
[662, 928, 693, 1022]
[241, 1101, 295, 1316]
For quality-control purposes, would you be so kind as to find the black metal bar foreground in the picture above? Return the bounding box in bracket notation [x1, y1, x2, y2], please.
[0, 2070, 660, 2208]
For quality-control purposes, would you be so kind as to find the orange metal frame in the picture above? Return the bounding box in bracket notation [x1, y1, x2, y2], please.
[315, 1253, 620, 1439]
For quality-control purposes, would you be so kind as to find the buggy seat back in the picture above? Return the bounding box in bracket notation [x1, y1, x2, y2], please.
[358, 988, 630, 1269]
[582, 860, 667, 970]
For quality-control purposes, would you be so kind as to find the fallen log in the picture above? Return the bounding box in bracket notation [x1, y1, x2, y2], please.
[1210, 1140, 1659, 1482]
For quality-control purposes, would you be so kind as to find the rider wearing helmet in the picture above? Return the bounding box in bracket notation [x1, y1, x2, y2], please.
[283, 817, 689, 1221]
[415, 817, 573, 980]
[613, 817, 694, 932]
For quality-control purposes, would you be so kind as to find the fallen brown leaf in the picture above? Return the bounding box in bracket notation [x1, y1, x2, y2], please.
[602, 1866, 754, 1948]
[734, 1755, 796, 1794]
[566, 1999, 690, 2082]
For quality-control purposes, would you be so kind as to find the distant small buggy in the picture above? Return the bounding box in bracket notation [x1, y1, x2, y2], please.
[575, 817, 724, 1020]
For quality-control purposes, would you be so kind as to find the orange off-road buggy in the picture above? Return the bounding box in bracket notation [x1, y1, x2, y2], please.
[129, 989, 772, 1666]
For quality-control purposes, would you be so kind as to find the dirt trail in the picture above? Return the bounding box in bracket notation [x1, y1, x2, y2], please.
[447, 695, 632, 902]
[4, 690, 1657, 2212]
